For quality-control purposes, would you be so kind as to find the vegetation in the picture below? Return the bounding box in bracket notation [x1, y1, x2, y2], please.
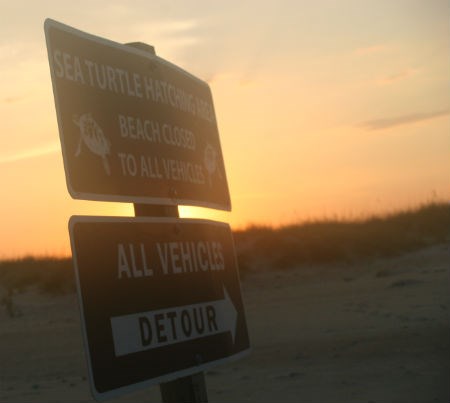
[0, 256, 74, 297]
[234, 202, 450, 271]
[0, 202, 448, 298]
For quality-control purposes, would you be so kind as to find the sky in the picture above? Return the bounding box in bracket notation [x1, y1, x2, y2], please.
[0, 0, 449, 258]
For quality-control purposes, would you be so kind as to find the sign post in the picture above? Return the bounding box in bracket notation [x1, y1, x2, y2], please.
[44, 19, 231, 211]
[126, 41, 209, 403]
[69, 217, 249, 401]
[45, 18, 250, 402]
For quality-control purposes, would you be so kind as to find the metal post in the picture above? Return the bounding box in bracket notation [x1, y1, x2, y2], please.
[126, 42, 208, 403]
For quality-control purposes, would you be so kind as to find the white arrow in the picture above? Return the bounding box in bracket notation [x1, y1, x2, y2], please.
[110, 286, 238, 357]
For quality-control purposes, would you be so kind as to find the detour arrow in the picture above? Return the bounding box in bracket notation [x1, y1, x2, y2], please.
[111, 287, 237, 357]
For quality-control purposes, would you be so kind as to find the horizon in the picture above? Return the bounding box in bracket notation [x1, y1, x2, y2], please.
[0, 200, 447, 261]
[0, 0, 449, 258]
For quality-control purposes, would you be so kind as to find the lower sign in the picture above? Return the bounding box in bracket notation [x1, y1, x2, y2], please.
[69, 216, 250, 401]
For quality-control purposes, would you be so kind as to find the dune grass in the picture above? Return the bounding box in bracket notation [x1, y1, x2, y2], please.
[234, 202, 450, 271]
[0, 202, 448, 299]
[0, 256, 74, 296]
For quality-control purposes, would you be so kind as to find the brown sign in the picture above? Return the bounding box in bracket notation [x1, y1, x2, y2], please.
[45, 19, 231, 210]
[69, 216, 250, 400]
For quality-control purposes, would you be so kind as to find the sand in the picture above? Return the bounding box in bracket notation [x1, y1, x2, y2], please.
[1, 243, 449, 402]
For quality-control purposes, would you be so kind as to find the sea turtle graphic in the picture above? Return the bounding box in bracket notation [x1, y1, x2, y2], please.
[73, 113, 111, 175]
[204, 144, 223, 186]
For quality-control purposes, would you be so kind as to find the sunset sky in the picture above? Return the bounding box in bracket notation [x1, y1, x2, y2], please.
[0, 0, 449, 258]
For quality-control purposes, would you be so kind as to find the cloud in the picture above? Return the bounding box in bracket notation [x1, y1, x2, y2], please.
[0, 143, 60, 164]
[130, 19, 200, 42]
[2, 95, 25, 104]
[359, 109, 450, 131]
[127, 18, 202, 60]
[377, 68, 419, 85]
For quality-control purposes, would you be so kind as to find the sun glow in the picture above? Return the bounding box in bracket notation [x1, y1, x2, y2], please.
[0, 1, 448, 258]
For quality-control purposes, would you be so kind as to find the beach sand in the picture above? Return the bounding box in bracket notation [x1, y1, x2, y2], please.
[1, 243, 449, 402]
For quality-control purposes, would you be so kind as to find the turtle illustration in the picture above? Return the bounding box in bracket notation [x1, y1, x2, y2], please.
[73, 113, 111, 175]
[204, 144, 223, 186]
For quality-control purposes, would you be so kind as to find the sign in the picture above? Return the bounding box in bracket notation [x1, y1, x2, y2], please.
[45, 19, 231, 210]
[69, 216, 250, 400]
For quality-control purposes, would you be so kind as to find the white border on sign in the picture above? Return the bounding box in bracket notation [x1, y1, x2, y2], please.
[44, 18, 231, 212]
[69, 216, 250, 401]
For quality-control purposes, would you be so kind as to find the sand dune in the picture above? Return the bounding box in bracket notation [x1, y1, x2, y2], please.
[1, 243, 449, 402]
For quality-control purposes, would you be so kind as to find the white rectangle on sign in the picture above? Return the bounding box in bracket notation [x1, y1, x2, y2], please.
[111, 288, 237, 357]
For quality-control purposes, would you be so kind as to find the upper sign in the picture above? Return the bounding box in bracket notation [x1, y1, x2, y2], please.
[69, 216, 250, 400]
[45, 19, 231, 210]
